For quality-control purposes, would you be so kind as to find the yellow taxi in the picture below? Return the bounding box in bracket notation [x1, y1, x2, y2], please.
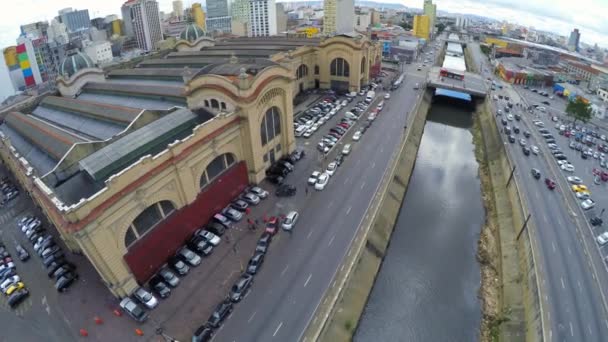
[572, 184, 590, 194]
[5, 282, 25, 296]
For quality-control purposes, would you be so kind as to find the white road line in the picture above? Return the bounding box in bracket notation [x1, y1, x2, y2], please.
[328, 235, 335, 246]
[304, 273, 312, 287]
[360, 182, 366, 189]
[371, 162, 376, 169]
[344, 177, 350, 185]
[552, 241, 556, 252]
[578, 281, 583, 293]
[570, 322, 574, 337]
[561, 277, 566, 290]
[307, 230, 313, 239]
[281, 265, 289, 277]
[273, 322, 283, 337]
[346, 206, 352, 215]
[588, 323, 593, 335]
[248, 311, 257, 323]
[568, 246, 572, 255]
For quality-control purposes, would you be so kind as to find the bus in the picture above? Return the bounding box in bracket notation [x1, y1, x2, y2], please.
[440, 68, 465, 81]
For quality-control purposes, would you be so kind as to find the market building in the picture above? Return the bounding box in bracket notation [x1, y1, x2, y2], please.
[0, 30, 380, 297]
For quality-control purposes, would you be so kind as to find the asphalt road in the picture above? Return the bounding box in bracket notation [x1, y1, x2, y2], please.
[211, 63, 428, 341]
[470, 43, 608, 341]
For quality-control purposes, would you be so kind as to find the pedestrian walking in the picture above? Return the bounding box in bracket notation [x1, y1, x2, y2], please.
[305, 187, 309, 196]
[255, 218, 259, 225]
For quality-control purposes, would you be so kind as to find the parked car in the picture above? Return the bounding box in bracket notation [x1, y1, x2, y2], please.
[133, 287, 159, 309]
[119, 297, 149, 322]
[342, 144, 352, 155]
[248, 186, 268, 199]
[149, 276, 171, 298]
[54, 272, 78, 292]
[230, 199, 249, 212]
[212, 213, 233, 229]
[206, 222, 226, 236]
[51, 263, 75, 280]
[267, 174, 284, 185]
[597, 232, 608, 245]
[308, 171, 321, 185]
[241, 192, 261, 205]
[14, 244, 29, 261]
[255, 233, 272, 254]
[177, 247, 202, 267]
[545, 178, 556, 190]
[315, 173, 330, 191]
[192, 325, 214, 342]
[196, 229, 221, 246]
[158, 268, 180, 287]
[207, 299, 234, 328]
[282, 211, 299, 231]
[229, 273, 254, 302]
[531, 169, 541, 179]
[247, 252, 265, 275]
[7, 288, 29, 308]
[581, 199, 596, 210]
[222, 207, 243, 222]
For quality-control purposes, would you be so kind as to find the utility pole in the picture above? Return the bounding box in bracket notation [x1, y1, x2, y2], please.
[516, 213, 532, 241]
[506, 165, 516, 187]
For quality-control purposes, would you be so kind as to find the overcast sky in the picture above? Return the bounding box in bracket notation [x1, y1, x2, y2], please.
[0, 0, 604, 100]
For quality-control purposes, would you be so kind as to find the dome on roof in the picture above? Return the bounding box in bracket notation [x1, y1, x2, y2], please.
[60, 51, 95, 78]
[180, 24, 207, 42]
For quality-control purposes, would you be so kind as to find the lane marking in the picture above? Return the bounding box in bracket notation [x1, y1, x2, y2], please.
[371, 162, 376, 169]
[328, 235, 335, 246]
[344, 177, 350, 185]
[360, 182, 366, 189]
[346, 206, 352, 215]
[307, 230, 313, 239]
[281, 265, 289, 277]
[552, 241, 557, 253]
[304, 273, 312, 287]
[248, 311, 257, 323]
[588, 324, 593, 336]
[570, 321, 574, 337]
[273, 322, 283, 337]
[578, 281, 583, 293]
[561, 277, 566, 290]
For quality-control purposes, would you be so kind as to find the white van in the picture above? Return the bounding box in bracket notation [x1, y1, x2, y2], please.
[295, 126, 307, 137]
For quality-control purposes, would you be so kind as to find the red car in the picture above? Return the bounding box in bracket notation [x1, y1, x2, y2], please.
[601, 172, 608, 182]
[338, 123, 349, 129]
[265, 217, 279, 235]
[545, 178, 556, 190]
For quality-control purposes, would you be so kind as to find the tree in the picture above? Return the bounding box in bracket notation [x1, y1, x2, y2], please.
[480, 45, 491, 55]
[399, 22, 412, 31]
[436, 23, 446, 34]
[565, 97, 593, 124]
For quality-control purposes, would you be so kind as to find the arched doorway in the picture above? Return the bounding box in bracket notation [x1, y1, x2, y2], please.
[329, 57, 350, 92]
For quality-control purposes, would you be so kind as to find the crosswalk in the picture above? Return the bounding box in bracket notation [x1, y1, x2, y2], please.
[0, 208, 16, 226]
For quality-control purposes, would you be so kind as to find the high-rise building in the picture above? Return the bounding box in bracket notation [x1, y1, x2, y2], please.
[275, 3, 287, 34]
[121, 0, 163, 51]
[48, 19, 69, 45]
[206, 16, 232, 34]
[248, 0, 277, 37]
[231, 0, 250, 23]
[568, 28, 581, 52]
[172, 0, 184, 19]
[59, 8, 91, 33]
[423, 0, 436, 38]
[3, 47, 25, 92]
[207, 0, 229, 18]
[192, 3, 206, 30]
[20, 21, 49, 40]
[455, 15, 469, 30]
[323, 0, 354, 35]
[413, 15, 430, 40]
[15, 36, 45, 88]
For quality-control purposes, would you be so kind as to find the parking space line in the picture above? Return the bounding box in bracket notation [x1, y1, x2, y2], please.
[304, 273, 312, 287]
[343, 177, 350, 185]
[561, 277, 566, 290]
[371, 162, 376, 169]
[307, 230, 313, 239]
[346, 206, 352, 215]
[552, 241, 557, 253]
[360, 182, 366, 189]
[273, 322, 283, 337]
[248, 311, 257, 323]
[570, 321, 574, 337]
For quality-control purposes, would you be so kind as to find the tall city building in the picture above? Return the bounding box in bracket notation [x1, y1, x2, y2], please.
[455, 15, 469, 30]
[275, 3, 287, 34]
[48, 19, 69, 45]
[121, 0, 163, 51]
[20, 21, 49, 39]
[323, 0, 354, 35]
[15, 36, 45, 88]
[568, 28, 581, 52]
[413, 14, 430, 40]
[231, 0, 250, 23]
[172, 0, 184, 19]
[3, 47, 25, 92]
[423, 0, 436, 38]
[248, 0, 277, 37]
[192, 3, 206, 30]
[59, 8, 91, 33]
[206, 0, 231, 34]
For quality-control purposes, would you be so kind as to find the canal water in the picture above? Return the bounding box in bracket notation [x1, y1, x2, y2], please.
[355, 98, 484, 342]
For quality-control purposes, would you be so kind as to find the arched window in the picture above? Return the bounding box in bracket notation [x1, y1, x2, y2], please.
[211, 99, 219, 109]
[330, 58, 350, 77]
[314, 65, 319, 75]
[204, 99, 210, 107]
[260, 106, 281, 147]
[296, 64, 309, 80]
[361, 57, 366, 74]
[220, 102, 227, 110]
[199, 153, 237, 189]
[124, 200, 176, 249]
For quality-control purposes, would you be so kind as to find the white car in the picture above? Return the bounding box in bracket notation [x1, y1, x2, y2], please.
[311, 123, 320, 132]
[531, 146, 540, 155]
[133, 287, 158, 309]
[384, 93, 390, 99]
[342, 144, 352, 155]
[561, 163, 575, 172]
[557, 160, 568, 166]
[249, 186, 268, 199]
[368, 113, 376, 121]
[353, 131, 362, 141]
[199, 230, 221, 246]
[326, 162, 337, 176]
[315, 173, 330, 190]
[567, 176, 583, 184]
[507, 114, 514, 121]
[0, 275, 20, 292]
[597, 232, 608, 245]
[576, 192, 590, 200]
[308, 171, 321, 185]
[303, 130, 313, 138]
[282, 211, 299, 231]
[317, 118, 326, 126]
[581, 199, 596, 210]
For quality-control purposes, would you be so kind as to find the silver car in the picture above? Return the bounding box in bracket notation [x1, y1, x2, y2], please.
[241, 192, 261, 205]
[177, 247, 202, 266]
[133, 287, 158, 309]
[249, 186, 268, 199]
[223, 207, 243, 222]
[281, 211, 299, 231]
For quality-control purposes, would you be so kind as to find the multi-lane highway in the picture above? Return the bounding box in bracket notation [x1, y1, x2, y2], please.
[211, 59, 429, 341]
[470, 43, 608, 341]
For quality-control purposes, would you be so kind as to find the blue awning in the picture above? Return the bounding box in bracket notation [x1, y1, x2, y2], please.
[435, 88, 472, 101]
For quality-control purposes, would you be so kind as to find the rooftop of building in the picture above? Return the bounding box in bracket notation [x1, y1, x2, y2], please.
[1, 34, 363, 207]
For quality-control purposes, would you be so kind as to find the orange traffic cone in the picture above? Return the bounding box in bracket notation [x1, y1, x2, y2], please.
[94, 316, 103, 325]
[113, 309, 122, 317]
[135, 328, 144, 336]
[79, 329, 88, 337]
